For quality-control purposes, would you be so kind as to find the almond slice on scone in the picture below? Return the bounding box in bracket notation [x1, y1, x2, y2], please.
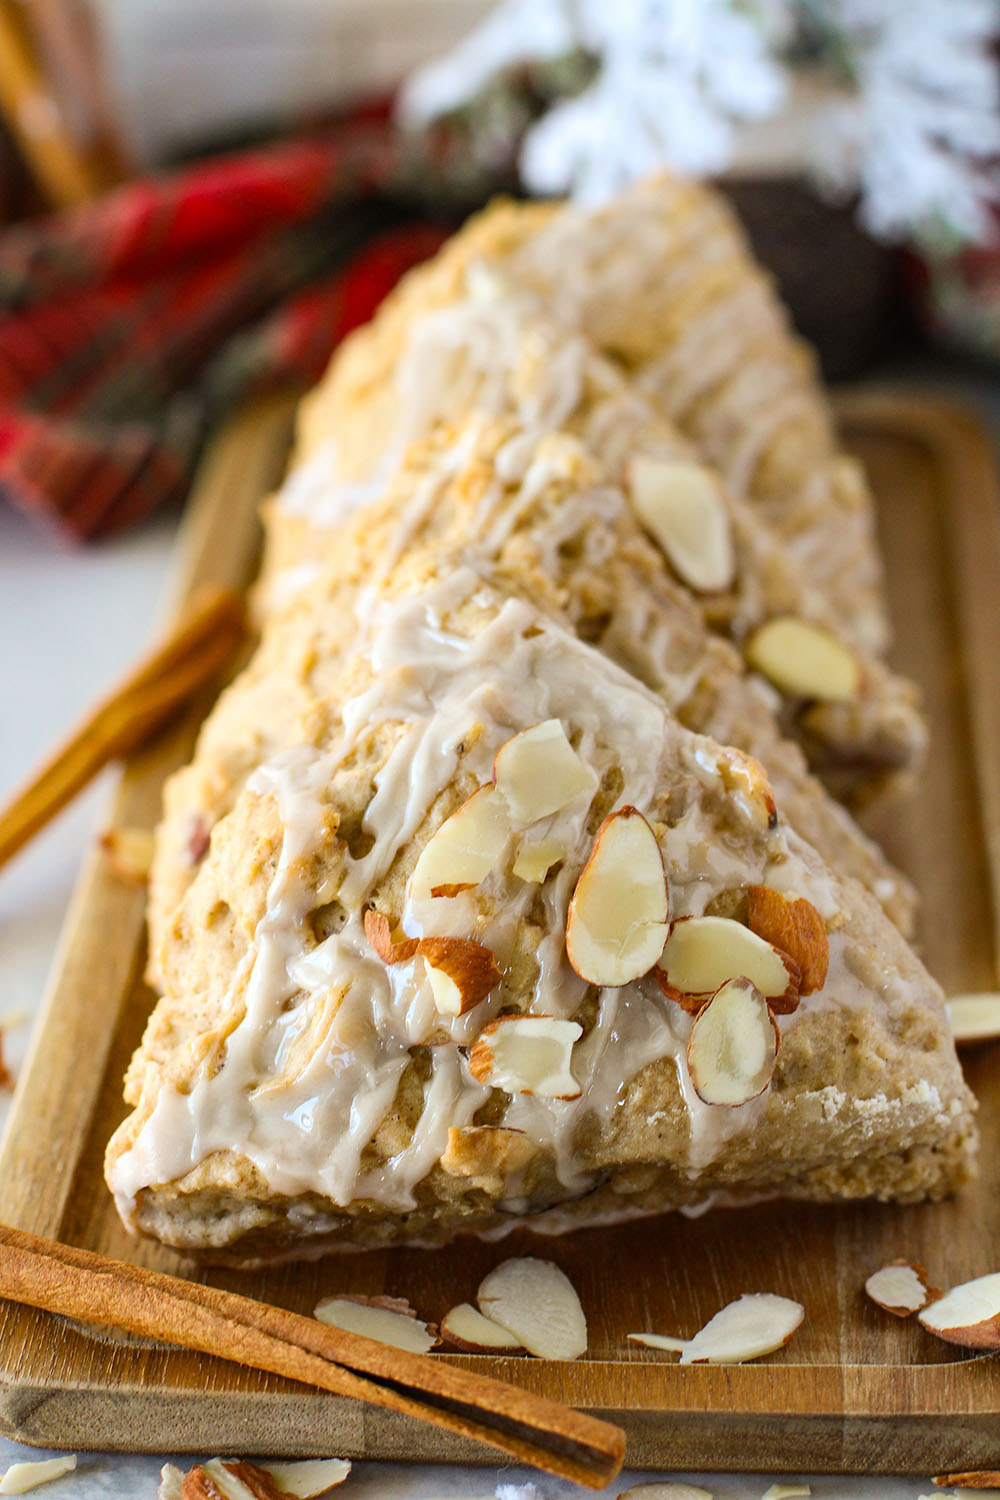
[566, 806, 669, 986]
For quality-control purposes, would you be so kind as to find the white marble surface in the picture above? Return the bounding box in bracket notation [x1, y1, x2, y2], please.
[1, 368, 998, 1498]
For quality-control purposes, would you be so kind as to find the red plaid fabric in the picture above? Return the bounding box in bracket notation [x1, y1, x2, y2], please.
[0, 119, 459, 540]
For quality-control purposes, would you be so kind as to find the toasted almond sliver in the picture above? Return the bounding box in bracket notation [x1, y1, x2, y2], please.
[657, 915, 799, 1011]
[477, 1257, 587, 1360]
[468, 1015, 582, 1098]
[626, 1332, 687, 1353]
[0, 1457, 78, 1494]
[864, 1260, 939, 1317]
[364, 909, 419, 964]
[419, 936, 501, 1016]
[493, 720, 597, 824]
[314, 1296, 438, 1353]
[410, 784, 511, 901]
[918, 1271, 1000, 1349]
[747, 885, 829, 996]
[441, 1302, 525, 1352]
[686, 977, 779, 1107]
[628, 455, 735, 595]
[745, 617, 860, 703]
[932, 1471, 1000, 1489]
[565, 806, 669, 987]
[679, 1293, 804, 1364]
[947, 992, 1000, 1045]
[761, 1486, 811, 1500]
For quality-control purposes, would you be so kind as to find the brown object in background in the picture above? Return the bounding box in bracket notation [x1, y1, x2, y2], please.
[0, 0, 128, 210]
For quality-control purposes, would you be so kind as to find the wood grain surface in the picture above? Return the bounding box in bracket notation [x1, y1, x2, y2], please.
[0, 390, 998, 1475]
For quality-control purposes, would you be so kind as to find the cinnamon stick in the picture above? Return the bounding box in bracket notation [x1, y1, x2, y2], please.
[0, 1224, 625, 1488]
[0, 585, 245, 874]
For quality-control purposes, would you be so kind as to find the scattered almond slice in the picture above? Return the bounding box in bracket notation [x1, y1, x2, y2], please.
[918, 1271, 1000, 1349]
[619, 1484, 714, 1500]
[761, 1486, 811, 1500]
[420, 937, 501, 1016]
[747, 886, 829, 996]
[745, 617, 860, 703]
[477, 1257, 587, 1359]
[565, 806, 669, 987]
[493, 719, 597, 824]
[0, 1457, 77, 1495]
[99, 826, 155, 884]
[628, 455, 735, 594]
[440, 1302, 525, 1352]
[262, 1458, 352, 1497]
[947, 993, 1000, 1044]
[410, 784, 511, 900]
[686, 977, 779, 1107]
[627, 1332, 687, 1353]
[364, 909, 418, 964]
[468, 1015, 582, 1098]
[513, 835, 568, 883]
[865, 1260, 939, 1317]
[933, 1473, 1000, 1490]
[679, 1293, 804, 1364]
[656, 915, 799, 1012]
[314, 1295, 438, 1353]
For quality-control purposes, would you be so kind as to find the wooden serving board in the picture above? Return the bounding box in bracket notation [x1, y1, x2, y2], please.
[1, 390, 999, 1476]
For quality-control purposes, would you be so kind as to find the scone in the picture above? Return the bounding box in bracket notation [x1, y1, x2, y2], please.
[108, 567, 975, 1264]
[293, 175, 889, 655]
[147, 416, 916, 983]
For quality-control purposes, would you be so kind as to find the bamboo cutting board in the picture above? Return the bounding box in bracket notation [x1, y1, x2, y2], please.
[1, 390, 999, 1476]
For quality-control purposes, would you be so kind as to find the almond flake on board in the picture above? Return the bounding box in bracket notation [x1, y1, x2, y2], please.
[626, 1332, 687, 1353]
[440, 1302, 525, 1352]
[747, 885, 829, 995]
[864, 1260, 939, 1317]
[0, 1458, 78, 1495]
[313, 1295, 437, 1353]
[678, 1293, 804, 1364]
[477, 1257, 587, 1360]
[468, 1015, 582, 1098]
[761, 1486, 811, 1500]
[492, 720, 597, 823]
[947, 992, 1000, 1045]
[618, 1484, 715, 1500]
[686, 977, 780, 1107]
[565, 806, 669, 987]
[933, 1473, 1000, 1490]
[919, 1271, 1000, 1350]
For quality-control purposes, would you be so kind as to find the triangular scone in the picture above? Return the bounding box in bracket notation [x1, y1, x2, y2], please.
[147, 417, 915, 989]
[292, 175, 889, 654]
[110, 569, 975, 1263]
[261, 286, 923, 802]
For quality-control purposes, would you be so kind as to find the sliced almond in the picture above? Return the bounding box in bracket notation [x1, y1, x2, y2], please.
[493, 719, 597, 824]
[932, 1472, 1000, 1489]
[314, 1296, 438, 1353]
[657, 915, 799, 1011]
[0, 1457, 78, 1495]
[468, 1015, 582, 1098]
[158, 1465, 184, 1500]
[477, 1257, 587, 1359]
[626, 1332, 687, 1353]
[441, 1302, 525, 1352]
[918, 1271, 1000, 1349]
[364, 909, 418, 964]
[440, 1124, 537, 1185]
[619, 1486, 715, 1500]
[513, 835, 568, 883]
[262, 1458, 352, 1497]
[690, 744, 777, 832]
[745, 617, 860, 703]
[679, 1293, 803, 1364]
[865, 1260, 939, 1317]
[410, 784, 511, 901]
[177, 1459, 285, 1499]
[747, 886, 829, 996]
[761, 1486, 811, 1499]
[565, 806, 669, 987]
[947, 992, 1000, 1045]
[686, 977, 779, 1107]
[419, 936, 501, 1016]
[628, 455, 735, 594]
[99, 826, 155, 883]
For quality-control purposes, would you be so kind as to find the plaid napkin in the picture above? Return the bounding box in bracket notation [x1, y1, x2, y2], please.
[0, 114, 481, 541]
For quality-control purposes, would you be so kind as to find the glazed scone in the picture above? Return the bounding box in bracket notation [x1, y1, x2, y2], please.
[260, 286, 923, 807]
[108, 569, 974, 1263]
[292, 175, 889, 655]
[147, 417, 916, 982]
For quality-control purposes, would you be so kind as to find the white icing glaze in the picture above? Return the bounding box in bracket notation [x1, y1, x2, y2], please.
[113, 573, 878, 1226]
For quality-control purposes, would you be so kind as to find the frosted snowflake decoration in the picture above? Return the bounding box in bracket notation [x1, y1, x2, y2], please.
[809, 0, 1000, 247]
[400, 0, 790, 202]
